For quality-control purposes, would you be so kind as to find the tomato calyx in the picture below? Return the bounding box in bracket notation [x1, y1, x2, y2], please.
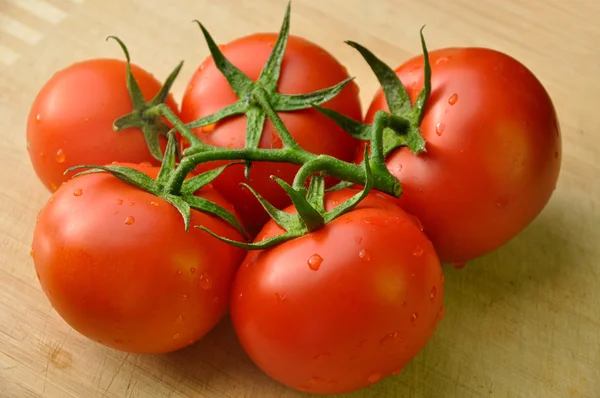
[315, 27, 432, 157]
[67, 132, 248, 238]
[108, 36, 184, 161]
[199, 145, 375, 250]
[180, 2, 353, 166]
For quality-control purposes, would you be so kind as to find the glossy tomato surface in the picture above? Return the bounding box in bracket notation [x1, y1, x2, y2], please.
[364, 47, 562, 264]
[31, 163, 245, 354]
[27, 59, 179, 192]
[180, 33, 362, 234]
[230, 190, 444, 394]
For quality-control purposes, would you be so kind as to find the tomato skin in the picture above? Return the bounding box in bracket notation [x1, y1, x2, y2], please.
[363, 47, 562, 264]
[27, 59, 179, 192]
[31, 163, 245, 354]
[230, 190, 444, 394]
[180, 33, 362, 235]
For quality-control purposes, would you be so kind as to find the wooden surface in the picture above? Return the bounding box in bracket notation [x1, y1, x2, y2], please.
[1, 0, 599, 397]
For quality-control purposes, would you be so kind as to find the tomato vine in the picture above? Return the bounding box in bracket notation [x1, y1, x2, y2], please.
[73, 1, 433, 249]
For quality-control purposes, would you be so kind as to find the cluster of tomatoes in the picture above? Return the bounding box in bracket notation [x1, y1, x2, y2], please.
[26, 5, 561, 395]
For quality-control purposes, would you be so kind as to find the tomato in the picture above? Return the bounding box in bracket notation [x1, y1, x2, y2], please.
[27, 59, 179, 192]
[31, 163, 246, 354]
[230, 189, 444, 395]
[363, 47, 561, 264]
[180, 33, 362, 235]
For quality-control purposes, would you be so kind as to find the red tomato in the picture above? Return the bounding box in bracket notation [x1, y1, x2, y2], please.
[27, 59, 179, 192]
[230, 189, 444, 395]
[363, 48, 561, 264]
[180, 33, 362, 235]
[31, 163, 245, 354]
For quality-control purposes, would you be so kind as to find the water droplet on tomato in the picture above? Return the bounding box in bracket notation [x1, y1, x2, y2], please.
[354, 236, 363, 244]
[430, 285, 438, 301]
[55, 149, 65, 163]
[150, 201, 159, 206]
[84, 117, 90, 123]
[310, 376, 324, 385]
[116, 199, 123, 205]
[49, 181, 57, 191]
[313, 352, 331, 361]
[331, 200, 339, 205]
[368, 373, 381, 383]
[413, 245, 424, 256]
[139, 161, 152, 167]
[392, 367, 403, 376]
[173, 333, 180, 340]
[358, 249, 371, 261]
[495, 195, 509, 208]
[30, 249, 35, 259]
[113, 338, 123, 344]
[275, 292, 287, 302]
[452, 262, 467, 269]
[401, 300, 407, 307]
[73, 188, 82, 196]
[448, 93, 458, 105]
[297, 385, 310, 392]
[35, 114, 41, 122]
[307, 254, 323, 271]
[129, 201, 135, 206]
[199, 273, 212, 289]
[175, 315, 183, 323]
[190, 267, 196, 274]
[268, 39, 276, 47]
[238, 293, 243, 300]
[435, 123, 445, 136]
[436, 56, 450, 65]
[411, 312, 419, 324]
[181, 294, 188, 300]
[380, 331, 398, 344]
[124, 216, 135, 225]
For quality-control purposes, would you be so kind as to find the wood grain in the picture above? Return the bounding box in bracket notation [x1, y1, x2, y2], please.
[1, 0, 599, 397]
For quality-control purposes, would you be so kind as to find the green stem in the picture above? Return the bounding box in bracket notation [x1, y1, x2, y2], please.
[252, 87, 302, 150]
[146, 104, 206, 150]
[156, 103, 401, 197]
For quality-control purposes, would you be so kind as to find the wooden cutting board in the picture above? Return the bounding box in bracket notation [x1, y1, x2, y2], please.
[1, 0, 599, 397]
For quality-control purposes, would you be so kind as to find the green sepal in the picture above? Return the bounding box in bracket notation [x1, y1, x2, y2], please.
[108, 36, 184, 161]
[193, 21, 254, 98]
[180, 163, 242, 196]
[258, 1, 290, 92]
[156, 132, 179, 187]
[313, 105, 372, 140]
[68, 164, 157, 189]
[184, 194, 248, 238]
[413, 26, 432, 122]
[345, 40, 412, 115]
[272, 176, 324, 231]
[197, 227, 302, 251]
[270, 78, 354, 111]
[239, 182, 301, 231]
[324, 180, 354, 193]
[324, 145, 373, 223]
[307, 175, 325, 214]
